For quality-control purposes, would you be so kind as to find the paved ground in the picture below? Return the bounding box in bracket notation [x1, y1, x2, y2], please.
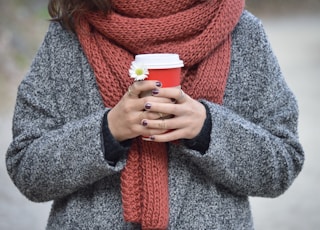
[1, 14, 319, 230]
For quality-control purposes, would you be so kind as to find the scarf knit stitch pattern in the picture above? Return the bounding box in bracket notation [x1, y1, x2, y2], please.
[75, 0, 244, 228]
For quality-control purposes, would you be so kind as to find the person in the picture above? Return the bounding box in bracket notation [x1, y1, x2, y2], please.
[6, 0, 304, 229]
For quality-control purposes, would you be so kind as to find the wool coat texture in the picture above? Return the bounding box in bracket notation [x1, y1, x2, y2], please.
[6, 11, 304, 229]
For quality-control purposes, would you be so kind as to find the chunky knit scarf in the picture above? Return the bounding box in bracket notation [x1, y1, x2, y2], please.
[75, 0, 244, 229]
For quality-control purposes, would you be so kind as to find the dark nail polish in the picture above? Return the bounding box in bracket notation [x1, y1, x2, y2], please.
[149, 136, 155, 141]
[142, 120, 148, 126]
[156, 82, 162, 87]
[152, 89, 159, 95]
[145, 103, 152, 110]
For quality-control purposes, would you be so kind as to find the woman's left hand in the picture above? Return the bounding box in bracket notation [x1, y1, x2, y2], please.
[141, 87, 207, 142]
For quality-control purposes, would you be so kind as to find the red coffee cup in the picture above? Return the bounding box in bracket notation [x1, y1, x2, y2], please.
[130, 53, 184, 88]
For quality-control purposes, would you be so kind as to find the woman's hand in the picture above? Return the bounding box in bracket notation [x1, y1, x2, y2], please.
[107, 80, 173, 142]
[140, 87, 207, 142]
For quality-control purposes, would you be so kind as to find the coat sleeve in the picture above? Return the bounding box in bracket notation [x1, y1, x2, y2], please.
[6, 22, 127, 202]
[180, 12, 304, 198]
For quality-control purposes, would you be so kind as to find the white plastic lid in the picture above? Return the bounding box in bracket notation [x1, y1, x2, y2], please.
[132, 53, 184, 69]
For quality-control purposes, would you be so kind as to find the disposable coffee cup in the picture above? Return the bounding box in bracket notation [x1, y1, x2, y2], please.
[131, 53, 184, 88]
[130, 54, 184, 138]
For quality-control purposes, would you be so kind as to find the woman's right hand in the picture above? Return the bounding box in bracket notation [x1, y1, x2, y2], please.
[107, 80, 171, 142]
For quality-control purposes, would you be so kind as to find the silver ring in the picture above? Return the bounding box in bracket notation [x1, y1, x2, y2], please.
[177, 89, 186, 102]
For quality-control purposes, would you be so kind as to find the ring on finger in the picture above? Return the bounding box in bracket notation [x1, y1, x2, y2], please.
[158, 112, 164, 119]
[159, 119, 167, 129]
[128, 85, 139, 97]
[177, 89, 186, 102]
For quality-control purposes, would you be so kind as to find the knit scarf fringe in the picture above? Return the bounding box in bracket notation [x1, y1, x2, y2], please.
[75, 0, 244, 229]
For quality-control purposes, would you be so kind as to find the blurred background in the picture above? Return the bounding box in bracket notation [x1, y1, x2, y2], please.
[1, 0, 319, 229]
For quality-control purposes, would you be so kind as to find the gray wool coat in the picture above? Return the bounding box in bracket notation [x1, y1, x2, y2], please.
[6, 11, 304, 229]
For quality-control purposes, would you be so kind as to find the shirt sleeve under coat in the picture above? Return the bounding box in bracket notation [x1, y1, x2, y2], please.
[178, 12, 304, 198]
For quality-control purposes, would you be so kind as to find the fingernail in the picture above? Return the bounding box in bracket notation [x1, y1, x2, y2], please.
[144, 103, 152, 110]
[141, 120, 148, 126]
[156, 82, 162, 87]
[152, 89, 159, 95]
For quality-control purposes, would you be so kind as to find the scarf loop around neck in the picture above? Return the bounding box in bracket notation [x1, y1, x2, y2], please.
[75, 0, 244, 229]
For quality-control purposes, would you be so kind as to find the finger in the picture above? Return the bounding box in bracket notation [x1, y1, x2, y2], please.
[141, 128, 169, 139]
[128, 80, 162, 97]
[141, 116, 185, 131]
[142, 95, 174, 104]
[143, 101, 182, 117]
[142, 128, 185, 142]
[152, 87, 188, 104]
[121, 111, 164, 139]
[123, 93, 174, 116]
[158, 119, 168, 130]
[139, 111, 168, 120]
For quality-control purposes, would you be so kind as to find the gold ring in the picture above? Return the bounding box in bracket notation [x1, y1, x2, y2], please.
[128, 86, 138, 97]
[159, 119, 167, 129]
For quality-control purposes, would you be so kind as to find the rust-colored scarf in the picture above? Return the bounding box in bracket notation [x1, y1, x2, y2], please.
[75, 0, 244, 229]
